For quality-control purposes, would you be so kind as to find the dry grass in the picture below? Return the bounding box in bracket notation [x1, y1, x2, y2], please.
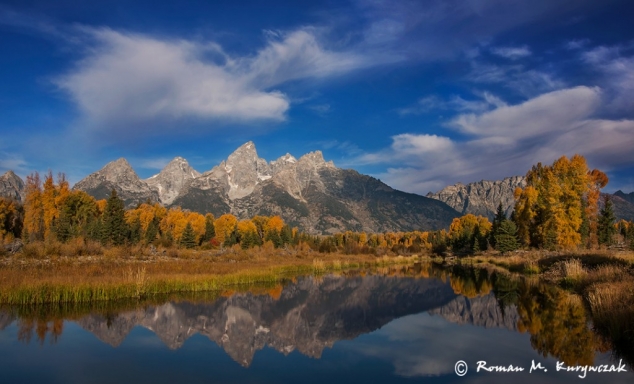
[586, 280, 634, 352]
[0, 247, 420, 305]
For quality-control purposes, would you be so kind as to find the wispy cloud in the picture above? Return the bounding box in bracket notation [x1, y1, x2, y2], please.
[54, 27, 370, 135]
[398, 92, 507, 115]
[356, 86, 634, 193]
[582, 44, 634, 115]
[490, 45, 532, 60]
[467, 61, 565, 97]
[566, 39, 590, 50]
[308, 103, 331, 115]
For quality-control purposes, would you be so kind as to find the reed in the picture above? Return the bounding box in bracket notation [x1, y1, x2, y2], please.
[0, 251, 418, 305]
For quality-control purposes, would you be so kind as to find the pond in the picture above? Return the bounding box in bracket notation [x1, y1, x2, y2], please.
[0, 265, 632, 383]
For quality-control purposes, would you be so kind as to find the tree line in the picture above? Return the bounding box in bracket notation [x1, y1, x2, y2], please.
[0, 155, 631, 255]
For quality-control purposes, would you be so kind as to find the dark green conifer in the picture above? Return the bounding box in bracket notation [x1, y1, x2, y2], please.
[180, 222, 197, 249]
[495, 220, 519, 254]
[598, 195, 616, 246]
[101, 189, 128, 246]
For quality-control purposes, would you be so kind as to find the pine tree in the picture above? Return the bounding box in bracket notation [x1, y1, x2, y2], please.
[201, 214, 215, 243]
[101, 189, 128, 246]
[489, 202, 506, 248]
[180, 222, 197, 249]
[495, 220, 519, 254]
[598, 195, 616, 246]
[129, 216, 142, 244]
[280, 225, 292, 246]
[145, 217, 159, 244]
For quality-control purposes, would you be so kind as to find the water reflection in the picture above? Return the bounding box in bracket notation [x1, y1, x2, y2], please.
[0, 264, 631, 377]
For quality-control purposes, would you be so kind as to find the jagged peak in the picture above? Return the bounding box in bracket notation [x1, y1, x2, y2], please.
[298, 150, 336, 168]
[231, 141, 257, 154]
[272, 153, 297, 164]
[104, 157, 133, 170]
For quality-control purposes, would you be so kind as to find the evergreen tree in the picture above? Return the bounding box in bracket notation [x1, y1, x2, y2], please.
[180, 222, 197, 249]
[489, 203, 506, 248]
[265, 229, 282, 248]
[201, 214, 215, 244]
[145, 217, 159, 244]
[101, 189, 128, 246]
[579, 200, 590, 247]
[280, 225, 292, 246]
[628, 224, 634, 251]
[129, 216, 142, 244]
[224, 227, 238, 247]
[495, 220, 519, 254]
[598, 195, 616, 246]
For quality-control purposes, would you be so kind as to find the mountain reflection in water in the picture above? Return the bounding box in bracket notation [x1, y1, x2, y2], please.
[0, 265, 632, 382]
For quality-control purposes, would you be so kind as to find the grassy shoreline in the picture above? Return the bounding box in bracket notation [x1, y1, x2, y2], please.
[0, 249, 420, 305]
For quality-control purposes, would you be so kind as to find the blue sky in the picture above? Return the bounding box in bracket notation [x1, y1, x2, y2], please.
[1, 0, 633, 194]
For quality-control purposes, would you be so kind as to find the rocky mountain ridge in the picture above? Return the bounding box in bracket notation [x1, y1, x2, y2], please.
[72, 158, 159, 207]
[72, 141, 458, 233]
[0, 171, 25, 203]
[427, 176, 526, 219]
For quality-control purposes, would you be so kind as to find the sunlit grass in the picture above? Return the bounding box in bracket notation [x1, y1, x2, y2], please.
[0, 248, 425, 305]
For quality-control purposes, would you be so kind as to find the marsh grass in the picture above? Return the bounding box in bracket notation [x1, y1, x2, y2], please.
[586, 280, 634, 361]
[0, 249, 421, 305]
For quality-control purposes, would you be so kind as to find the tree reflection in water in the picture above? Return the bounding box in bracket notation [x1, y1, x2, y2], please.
[0, 264, 629, 367]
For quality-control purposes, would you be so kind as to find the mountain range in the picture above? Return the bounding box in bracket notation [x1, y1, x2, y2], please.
[2, 141, 634, 232]
[71, 141, 458, 234]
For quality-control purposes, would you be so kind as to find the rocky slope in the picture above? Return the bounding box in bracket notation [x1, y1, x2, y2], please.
[75, 142, 458, 233]
[76, 275, 457, 366]
[428, 176, 634, 222]
[72, 158, 159, 207]
[614, 190, 634, 205]
[0, 171, 25, 202]
[144, 157, 200, 205]
[427, 176, 526, 219]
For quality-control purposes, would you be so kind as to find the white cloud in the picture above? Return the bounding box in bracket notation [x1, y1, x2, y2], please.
[490, 45, 532, 60]
[398, 92, 507, 115]
[566, 39, 590, 50]
[55, 28, 368, 132]
[467, 61, 565, 96]
[449, 86, 601, 136]
[356, 86, 634, 194]
[582, 44, 634, 114]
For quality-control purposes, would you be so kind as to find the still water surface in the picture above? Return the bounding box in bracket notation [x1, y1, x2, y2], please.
[0, 266, 632, 383]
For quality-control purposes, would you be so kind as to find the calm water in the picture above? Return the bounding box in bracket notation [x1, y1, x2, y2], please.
[0, 266, 632, 383]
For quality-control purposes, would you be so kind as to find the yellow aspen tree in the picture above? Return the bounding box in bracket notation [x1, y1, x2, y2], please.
[95, 199, 107, 215]
[0, 198, 18, 240]
[184, 211, 206, 242]
[266, 216, 285, 234]
[214, 214, 238, 244]
[41, 171, 58, 240]
[251, 215, 269, 241]
[586, 169, 608, 248]
[514, 185, 538, 246]
[161, 207, 187, 241]
[23, 172, 44, 241]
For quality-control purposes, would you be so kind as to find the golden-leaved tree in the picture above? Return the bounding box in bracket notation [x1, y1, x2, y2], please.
[513, 155, 607, 250]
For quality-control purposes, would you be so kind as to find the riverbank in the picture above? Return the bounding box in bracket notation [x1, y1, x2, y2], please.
[454, 249, 634, 360]
[0, 247, 419, 305]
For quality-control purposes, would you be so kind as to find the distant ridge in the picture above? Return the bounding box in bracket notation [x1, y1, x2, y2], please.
[73, 141, 459, 234]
